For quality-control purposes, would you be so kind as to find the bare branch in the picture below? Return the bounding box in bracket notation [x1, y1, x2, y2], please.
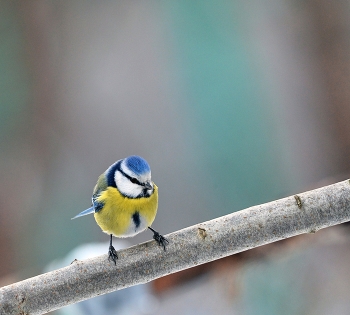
[1, 180, 350, 315]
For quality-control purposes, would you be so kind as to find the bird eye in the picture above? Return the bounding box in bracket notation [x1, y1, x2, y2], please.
[130, 177, 138, 184]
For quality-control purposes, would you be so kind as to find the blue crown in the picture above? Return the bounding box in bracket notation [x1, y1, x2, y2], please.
[124, 155, 151, 175]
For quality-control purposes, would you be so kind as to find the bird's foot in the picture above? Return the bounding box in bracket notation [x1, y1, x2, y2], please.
[108, 245, 118, 265]
[148, 227, 169, 251]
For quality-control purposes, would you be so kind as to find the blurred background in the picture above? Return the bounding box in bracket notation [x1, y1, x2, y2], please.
[1, 0, 350, 314]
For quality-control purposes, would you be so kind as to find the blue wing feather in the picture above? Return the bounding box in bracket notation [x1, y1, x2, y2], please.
[71, 207, 95, 220]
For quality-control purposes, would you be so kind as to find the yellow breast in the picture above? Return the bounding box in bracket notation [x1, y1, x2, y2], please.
[93, 184, 158, 237]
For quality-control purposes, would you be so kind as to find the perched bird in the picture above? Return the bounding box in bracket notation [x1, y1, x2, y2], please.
[72, 155, 168, 264]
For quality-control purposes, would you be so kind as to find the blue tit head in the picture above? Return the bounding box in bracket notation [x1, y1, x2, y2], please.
[113, 155, 154, 198]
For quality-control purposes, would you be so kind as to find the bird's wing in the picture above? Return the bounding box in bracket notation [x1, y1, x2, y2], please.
[92, 173, 108, 213]
[72, 174, 108, 220]
[93, 173, 108, 196]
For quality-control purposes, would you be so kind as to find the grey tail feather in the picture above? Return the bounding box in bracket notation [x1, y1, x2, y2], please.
[71, 207, 94, 220]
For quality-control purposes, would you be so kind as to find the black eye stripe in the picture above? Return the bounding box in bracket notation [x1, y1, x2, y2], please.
[118, 168, 144, 187]
[130, 177, 139, 184]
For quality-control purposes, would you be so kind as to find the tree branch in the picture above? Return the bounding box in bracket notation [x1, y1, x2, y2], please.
[1, 180, 350, 315]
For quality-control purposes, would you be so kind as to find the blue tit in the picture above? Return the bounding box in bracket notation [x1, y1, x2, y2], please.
[72, 155, 168, 264]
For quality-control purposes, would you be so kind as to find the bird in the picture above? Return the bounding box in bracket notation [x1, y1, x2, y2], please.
[72, 155, 168, 264]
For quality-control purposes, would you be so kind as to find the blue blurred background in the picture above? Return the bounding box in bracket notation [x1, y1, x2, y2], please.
[1, 1, 350, 314]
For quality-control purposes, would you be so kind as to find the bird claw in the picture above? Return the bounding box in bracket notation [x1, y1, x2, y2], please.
[152, 231, 169, 251]
[108, 245, 118, 265]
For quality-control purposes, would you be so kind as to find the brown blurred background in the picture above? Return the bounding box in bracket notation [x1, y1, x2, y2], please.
[1, 1, 350, 314]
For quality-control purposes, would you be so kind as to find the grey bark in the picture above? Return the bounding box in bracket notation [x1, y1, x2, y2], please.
[1, 180, 350, 315]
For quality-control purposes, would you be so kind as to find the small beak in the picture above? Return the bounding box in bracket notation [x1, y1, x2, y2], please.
[144, 181, 153, 190]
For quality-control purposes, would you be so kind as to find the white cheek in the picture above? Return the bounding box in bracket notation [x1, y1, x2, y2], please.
[115, 172, 143, 197]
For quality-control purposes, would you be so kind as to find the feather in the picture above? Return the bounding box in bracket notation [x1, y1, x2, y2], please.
[71, 207, 94, 219]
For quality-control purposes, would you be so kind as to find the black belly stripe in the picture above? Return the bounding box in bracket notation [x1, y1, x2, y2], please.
[132, 211, 141, 228]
